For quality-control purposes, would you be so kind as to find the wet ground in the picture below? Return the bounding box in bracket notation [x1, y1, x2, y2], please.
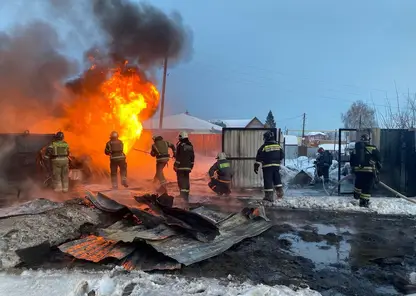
[177, 208, 416, 296]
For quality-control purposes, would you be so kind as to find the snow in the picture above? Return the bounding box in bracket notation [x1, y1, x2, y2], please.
[0, 269, 321, 296]
[273, 195, 416, 216]
[143, 113, 222, 132]
[283, 156, 315, 179]
[305, 132, 326, 136]
[283, 135, 299, 146]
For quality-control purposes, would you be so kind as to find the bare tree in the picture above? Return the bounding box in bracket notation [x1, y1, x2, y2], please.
[341, 100, 377, 129]
[378, 87, 416, 129]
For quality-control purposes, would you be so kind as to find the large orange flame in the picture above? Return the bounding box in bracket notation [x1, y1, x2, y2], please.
[100, 67, 159, 153]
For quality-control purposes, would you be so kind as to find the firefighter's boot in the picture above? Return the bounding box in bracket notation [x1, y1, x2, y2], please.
[359, 198, 370, 208]
[263, 191, 275, 202]
[276, 187, 284, 199]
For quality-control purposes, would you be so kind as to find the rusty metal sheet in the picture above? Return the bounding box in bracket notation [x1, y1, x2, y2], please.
[122, 248, 181, 271]
[147, 213, 272, 266]
[85, 191, 126, 213]
[0, 198, 63, 219]
[58, 235, 135, 263]
[100, 223, 178, 242]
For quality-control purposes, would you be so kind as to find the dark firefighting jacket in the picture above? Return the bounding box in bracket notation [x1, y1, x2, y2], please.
[151, 137, 176, 162]
[105, 139, 126, 160]
[174, 139, 195, 171]
[45, 140, 70, 160]
[255, 141, 285, 168]
[209, 159, 233, 183]
[350, 142, 381, 173]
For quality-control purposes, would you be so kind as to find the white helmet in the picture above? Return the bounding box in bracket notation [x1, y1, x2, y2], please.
[178, 131, 188, 140]
[216, 152, 227, 160]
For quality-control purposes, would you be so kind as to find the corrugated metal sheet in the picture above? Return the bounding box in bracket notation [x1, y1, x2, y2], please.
[100, 223, 178, 242]
[230, 159, 264, 188]
[191, 206, 233, 224]
[223, 128, 278, 188]
[58, 235, 135, 263]
[147, 212, 272, 266]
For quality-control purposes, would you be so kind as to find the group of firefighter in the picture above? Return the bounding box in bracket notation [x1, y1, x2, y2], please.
[311, 133, 381, 207]
[45, 128, 381, 208]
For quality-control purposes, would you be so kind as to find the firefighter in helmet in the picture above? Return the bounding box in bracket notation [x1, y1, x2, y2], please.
[350, 134, 381, 207]
[44, 131, 70, 193]
[150, 135, 176, 193]
[254, 131, 285, 202]
[208, 152, 233, 196]
[174, 131, 195, 201]
[314, 147, 333, 183]
[105, 131, 128, 189]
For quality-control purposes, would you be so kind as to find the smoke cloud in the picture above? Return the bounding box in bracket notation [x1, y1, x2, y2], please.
[0, 21, 78, 131]
[92, 0, 193, 66]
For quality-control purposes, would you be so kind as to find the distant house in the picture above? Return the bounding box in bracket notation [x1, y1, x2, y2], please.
[209, 117, 264, 129]
[304, 131, 327, 143]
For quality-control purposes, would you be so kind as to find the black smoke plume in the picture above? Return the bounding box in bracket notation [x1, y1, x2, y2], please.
[92, 0, 193, 66]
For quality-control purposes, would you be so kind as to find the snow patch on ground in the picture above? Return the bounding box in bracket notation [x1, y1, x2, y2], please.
[0, 269, 321, 296]
[272, 195, 416, 216]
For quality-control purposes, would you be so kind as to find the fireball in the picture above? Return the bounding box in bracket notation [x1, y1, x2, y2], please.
[101, 67, 159, 153]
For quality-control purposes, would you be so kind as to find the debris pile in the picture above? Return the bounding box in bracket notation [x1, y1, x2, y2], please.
[0, 191, 271, 271]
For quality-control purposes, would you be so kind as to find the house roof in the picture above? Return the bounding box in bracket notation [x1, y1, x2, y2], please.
[143, 113, 223, 132]
[283, 135, 299, 145]
[209, 117, 263, 128]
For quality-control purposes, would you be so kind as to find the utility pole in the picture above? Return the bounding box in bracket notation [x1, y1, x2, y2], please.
[159, 56, 168, 129]
[301, 113, 306, 145]
[359, 114, 362, 130]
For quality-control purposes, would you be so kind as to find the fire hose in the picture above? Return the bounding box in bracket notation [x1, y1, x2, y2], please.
[378, 181, 416, 204]
[326, 174, 416, 204]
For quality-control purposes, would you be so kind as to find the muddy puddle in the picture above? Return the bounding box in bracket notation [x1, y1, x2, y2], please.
[178, 208, 416, 296]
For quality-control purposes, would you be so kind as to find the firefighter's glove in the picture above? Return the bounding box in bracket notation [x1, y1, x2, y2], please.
[254, 163, 260, 174]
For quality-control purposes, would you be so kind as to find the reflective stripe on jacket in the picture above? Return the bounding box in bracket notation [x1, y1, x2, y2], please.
[255, 141, 284, 167]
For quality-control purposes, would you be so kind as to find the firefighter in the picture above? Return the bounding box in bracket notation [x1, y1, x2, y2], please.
[44, 131, 70, 193]
[105, 131, 128, 189]
[350, 134, 381, 207]
[314, 147, 333, 183]
[208, 152, 233, 196]
[150, 135, 176, 193]
[254, 131, 285, 202]
[174, 131, 195, 201]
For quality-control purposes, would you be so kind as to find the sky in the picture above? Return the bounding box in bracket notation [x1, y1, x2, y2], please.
[1, 0, 416, 131]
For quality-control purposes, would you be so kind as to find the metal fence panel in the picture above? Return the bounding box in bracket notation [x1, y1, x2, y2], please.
[222, 128, 278, 189]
